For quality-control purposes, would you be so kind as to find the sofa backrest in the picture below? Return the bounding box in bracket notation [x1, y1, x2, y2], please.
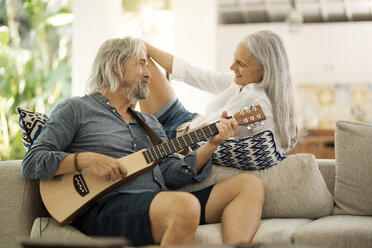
[0, 160, 46, 248]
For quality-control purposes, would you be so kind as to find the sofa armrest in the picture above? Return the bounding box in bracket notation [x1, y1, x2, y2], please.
[316, 159, 335, 196]
[0, 160, 46, 248]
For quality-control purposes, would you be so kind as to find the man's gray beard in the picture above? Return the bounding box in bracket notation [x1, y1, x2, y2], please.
[124, 78, 150, 105]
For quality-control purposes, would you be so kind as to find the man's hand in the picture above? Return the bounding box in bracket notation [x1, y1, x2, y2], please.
[207, 111, 238, 148]
[79, 152, 128, 181]
[194, 111, 238, 172]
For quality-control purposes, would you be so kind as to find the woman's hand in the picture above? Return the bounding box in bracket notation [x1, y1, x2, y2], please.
[79, 152, 128, 181]
[141, 40, 174, 73]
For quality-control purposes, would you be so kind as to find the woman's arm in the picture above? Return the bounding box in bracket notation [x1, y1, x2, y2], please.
[145, 41, 233, 95]
[145, 42, 174, 73]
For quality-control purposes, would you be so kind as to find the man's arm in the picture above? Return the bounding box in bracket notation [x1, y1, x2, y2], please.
[194, 111, 237, 172]
[22, 99, 127, 182]
[55, 152, 127, 181]
[157, 112, 237, 189]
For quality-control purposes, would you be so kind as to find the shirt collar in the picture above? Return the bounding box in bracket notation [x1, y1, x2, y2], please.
[239, 82, 257, 93]
[90, 91, 112, 105]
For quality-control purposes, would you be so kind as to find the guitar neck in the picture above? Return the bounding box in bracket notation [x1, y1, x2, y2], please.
[142, 122, 218, 164]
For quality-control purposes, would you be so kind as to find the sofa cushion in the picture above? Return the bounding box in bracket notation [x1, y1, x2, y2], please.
[181, 154, 334, 219]
[333, 121, 372, 215]
[292, 215, 372, 248]
[195, 219, 312, 245]
[191, 130, 285, 170]
[31, 217, 89, 239]
[252, 218, 312, 244]
[17, 107, 48, 151]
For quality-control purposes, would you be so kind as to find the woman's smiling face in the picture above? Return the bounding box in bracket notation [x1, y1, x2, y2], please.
[229, 42, 264, 87]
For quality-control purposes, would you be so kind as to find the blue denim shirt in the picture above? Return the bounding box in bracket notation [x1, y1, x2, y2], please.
[22, 92, 212, 201]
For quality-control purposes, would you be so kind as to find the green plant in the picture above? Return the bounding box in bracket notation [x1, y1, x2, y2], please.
[0, 0, 73, 160]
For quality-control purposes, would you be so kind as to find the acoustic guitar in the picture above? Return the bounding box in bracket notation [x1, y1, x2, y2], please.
[40, 105, 266, 225]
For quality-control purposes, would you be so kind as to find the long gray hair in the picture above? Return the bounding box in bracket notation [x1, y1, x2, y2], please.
[87, 37, 146, 94]
[241, 30, 302, 152]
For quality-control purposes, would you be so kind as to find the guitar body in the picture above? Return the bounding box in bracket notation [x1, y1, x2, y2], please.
[40, 149, 155, 225]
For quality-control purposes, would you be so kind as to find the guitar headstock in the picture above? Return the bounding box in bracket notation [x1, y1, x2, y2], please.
[232, 105, 266, 129]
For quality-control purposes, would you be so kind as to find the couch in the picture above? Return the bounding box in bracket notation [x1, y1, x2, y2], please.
[1, 120, 371, 248]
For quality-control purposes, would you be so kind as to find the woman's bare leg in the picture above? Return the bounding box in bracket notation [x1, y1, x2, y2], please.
[139, 57, 175, 115]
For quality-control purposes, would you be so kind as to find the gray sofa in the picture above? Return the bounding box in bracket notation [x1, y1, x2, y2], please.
[1, 121, 371, 248]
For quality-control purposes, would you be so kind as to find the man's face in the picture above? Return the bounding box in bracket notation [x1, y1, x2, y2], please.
[230, 42, 264, 87]
[120, 50, 151, 104]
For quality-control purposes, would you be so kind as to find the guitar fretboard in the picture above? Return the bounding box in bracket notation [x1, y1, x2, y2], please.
[142, 123, 218, 163]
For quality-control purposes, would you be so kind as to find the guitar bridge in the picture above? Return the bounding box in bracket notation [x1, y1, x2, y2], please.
[73, 173, 89, 197]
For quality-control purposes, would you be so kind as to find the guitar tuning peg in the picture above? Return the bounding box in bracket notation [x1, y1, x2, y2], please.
[260, 121, 264, 126]
[238, 108, 245, 116]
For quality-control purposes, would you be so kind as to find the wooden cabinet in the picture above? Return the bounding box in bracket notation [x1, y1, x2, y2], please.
[291, 130, 335, 159]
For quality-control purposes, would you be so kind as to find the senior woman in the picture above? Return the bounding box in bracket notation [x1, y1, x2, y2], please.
[140, 30, 301, 162]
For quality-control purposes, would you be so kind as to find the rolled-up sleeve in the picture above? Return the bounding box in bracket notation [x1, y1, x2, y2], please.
[22, 100, 78, 181]
[159, 151, 212, 189]
[146, 114, 213, 189]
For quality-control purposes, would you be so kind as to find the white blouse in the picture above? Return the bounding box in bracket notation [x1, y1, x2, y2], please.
[171, 57, 283, 153]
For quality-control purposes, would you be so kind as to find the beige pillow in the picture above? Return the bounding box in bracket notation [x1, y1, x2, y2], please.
[333, 121, 372, 215]
[181, 153, 334, 219]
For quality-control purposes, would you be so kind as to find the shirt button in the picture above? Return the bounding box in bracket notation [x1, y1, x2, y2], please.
[134, 143, 137, 148]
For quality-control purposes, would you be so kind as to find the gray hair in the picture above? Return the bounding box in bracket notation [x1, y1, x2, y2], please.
[241, 30, 302, 152]
[87, 37, 146, 94]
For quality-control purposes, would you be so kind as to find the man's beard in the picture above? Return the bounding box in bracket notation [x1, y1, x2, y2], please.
[123, 78, 150, 105]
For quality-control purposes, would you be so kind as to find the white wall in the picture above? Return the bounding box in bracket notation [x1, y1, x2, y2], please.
[72, 0, 122, 96]
[72, 1, 372, 114]
[170, 0, 217, 113]
[71, 0, 218, 113]
[217, 22, 372, 84]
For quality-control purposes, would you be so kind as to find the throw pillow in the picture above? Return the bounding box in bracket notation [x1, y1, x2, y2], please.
[191, 130, 285, 170]
[17, 107, 49, 151]
[181, 153, 334, 219]
[333, 120, 372, 215]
